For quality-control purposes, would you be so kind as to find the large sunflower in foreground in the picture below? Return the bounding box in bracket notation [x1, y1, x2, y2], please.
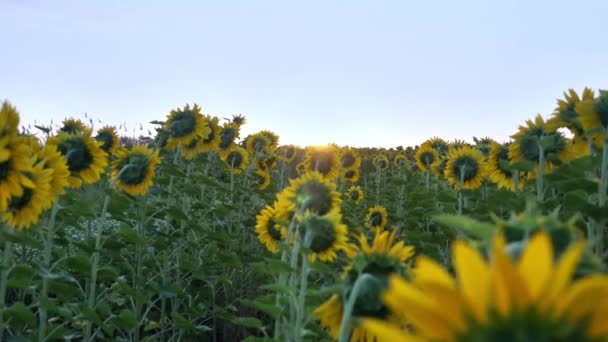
[95, 126, 121, 155]
[222, 146, 250, 174]
[276, 171, 342, 218]
[373, 154, 390, 172]
[363, 232, 608, 342]
[414, 144, 439, 171]
[47, 132, 108, 188]
[1, 162, 53, 229]
[37, 144, 70, 207]
[255, 205, 287, 253]
[0, 137, 35, 210]
[304, 145, 341, 180]
[576, 89, 608, 147]
[164, 103, 209, 149]
[346, 185, 364, 204]
[315, 229, 414, 341]
[366, 205, 388, 232]
[297, 210, 349, 262]
[111, 145, 160, 196]
[444, 146, 486, 190]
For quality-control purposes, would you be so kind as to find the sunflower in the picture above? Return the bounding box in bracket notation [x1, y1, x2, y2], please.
[341, 148, 362, 170]
[423, 137, 449, 156]
[342, 168, 360, 183]
[37, 144, 70, 206]
[111, 145, 160, 196]
[393, 153, 409, 169]
[487, 142, 517, 190]
[295, 161, 306, 176]
[1, 100, 20, 138]
[255, 205, 287, 253]
[259, 130, 279, 151]
[60, 118, 89, 135]
[95, 126, 121, 155]
[231, 114, 247, 128]
[346, 185, 364, 204]
[547, 88, 594, 141]
[47, 132, 108, 188]
[217, 122, 240, 155]
[373, 154, 390, 172]
[276, 171, 342, 218]
[297, 209, 349, 262]
[509, 114, 578, 171]
[1, 162, 53, 229]
[363, 231, 608, 342]
[474, 136, 496, 158]
[450, 139, 469, 150]
[0, 137, 35, 211]
[414, 144, 439, 171]
[315, 229, 414, 341]
[366, 205, 388, 232]
[197, 115, 221, 153]
[245, 132, 272, 155]
[444, 146, 487, 190]
[164, 103, 209, 149]
[304, 145, 341, 180]
[255, 169, 271, 190]
[220, 146, 249, 174]
[431, 157, 447, 177]
[576, 89, 608, 147]
[279, 145, 298, 163]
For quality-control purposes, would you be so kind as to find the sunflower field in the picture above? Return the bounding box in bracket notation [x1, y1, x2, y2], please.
[1, 87, 608, 341]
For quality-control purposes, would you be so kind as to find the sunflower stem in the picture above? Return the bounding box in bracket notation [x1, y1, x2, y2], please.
[375, 166, 381, 204]
[294, 231, 312, 341]
[84, 194, 111, 341]
[274, 213, 298, 339]
[596, 137, 608, 254]
[38, 202, 60, 342]
[0, 238, 13, 340]
[337, 273, 374, 342]
[513, 170, 520, 193]
[458, 165, 465, 215]
[425, 168, 430, 193]
[536, 143, 545, 203]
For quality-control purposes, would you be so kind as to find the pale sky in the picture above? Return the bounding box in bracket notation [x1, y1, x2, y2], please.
[1, 0, 607, 147]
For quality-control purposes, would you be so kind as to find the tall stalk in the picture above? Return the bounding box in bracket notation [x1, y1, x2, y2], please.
[596, 138, 608, 254]
[38, 203, 60, 342]
[0, 238, 13, 339]
[457, 165, 465, 215]
[513, 170, 520, 193]
[337, 274, 374, 342]
[536, 143, 545, 203]
[294, 231, 312, 341]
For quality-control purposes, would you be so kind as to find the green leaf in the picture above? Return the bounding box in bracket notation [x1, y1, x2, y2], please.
[65, 254, 91, 274]
[115, 222, 145, 245]
[232, 316, 264, 330]
[5, 302, 36, 326]
[509, 160, 536, 172]
[112, 309, 138, 330]
[241, 299, 282, 319]
[434, 214, 495, 240]
[8, 264, 35, 289]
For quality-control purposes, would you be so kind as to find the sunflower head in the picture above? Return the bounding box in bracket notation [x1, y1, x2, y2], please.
[112, 145, 160, 196]
[245, 132, 272, 154]
[304, 145, 341, 180]
[231, 114, 247, 127]
[444, 146, 487, 190]
[341, 148, 362, 170]
[363, 231, 608, 342]
[95, 126, 121, 154]
[60, 118, 89, 135]
[277, 171, 342, 217]
[488, 142, 517, 190]
[218, 122, 239, 151]
[259, 130, 279, 150]
[366, 205, 388, 231]
[372, 154, 389, 172]
[393, 153, 409, 169]
[254, 169, 271, 190]
[415, 144, 440, 171]
[423, 137, 449, 156]
[38, 144, 70, 203]
[0, 137, 35, 210]
[474, 136, 496, 157]
[279, 145, 298, 162]
[222, 146, 250, 174]
[346, 185, 364, 204]
[576, 89, 608, 147]
[547, 88, 590, 139]
[255, 205, 287, 253]
[164, 104, 209, 149]
[341, 168, 360, 183]
[1, 101, 20, 138]
[297, 209, 349, 262]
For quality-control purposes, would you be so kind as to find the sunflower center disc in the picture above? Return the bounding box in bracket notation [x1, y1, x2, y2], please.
[453, 155, 480, 182]
[341, 154, 356, 168]
[168, 111, 196, 137]
[95, 131, 115, 151]
[118, 153, 149, 185]
[58, 136, 94, 172]
[370, 212, 383, 227]
[8, 187, 34, 212]
[0, 160, 11, 180]
[266, 219, 282, 241]
[296, 181, 333, 215]
[219, 127, 236, 149]
[350, 190, 360, 201]
[61, 123, 81, 134]
[304, 216, 337, 253]
[227, 151, 243, 168]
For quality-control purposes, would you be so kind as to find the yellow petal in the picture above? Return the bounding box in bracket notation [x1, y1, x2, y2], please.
[361, 319, 425, 342]
[416, 282, 466, 332]
[413, 256, 455, 289]
[538, 240, 585, 312]
[518, 232, 553, 300]
[492, 235, 530, 309]
[589, 302, 608, 337]
[453, 240, 490, 323]
[555, 275, 608, 321]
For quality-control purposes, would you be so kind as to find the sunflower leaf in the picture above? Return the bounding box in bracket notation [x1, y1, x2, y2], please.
[433, 214, 495, 240]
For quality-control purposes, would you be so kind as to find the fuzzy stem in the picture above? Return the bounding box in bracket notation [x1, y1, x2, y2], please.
[38, 203, 60, 342]
[273, 214, 298, 339]
[294, 231, 312, 341]
[337, 274, 374, 342]
[513, 170, 520, 193]
[0, 239, 13, 339]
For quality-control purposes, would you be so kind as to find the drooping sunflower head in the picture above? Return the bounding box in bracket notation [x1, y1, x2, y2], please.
[547, 88, 593, 139]
[393, 153, 409, 169]
[366, 205, 388, 232]
[414, 144, 439, 171]
[341, 148, 362, 170]
[488, 142, 516, 190]
[164, 103, 209, 149]
[304, 145, 341, 180]
[297, 209, 349, 262]
[254, 169, 271, 190]
[346, 185, 364, 204]
[218, 122, 239, 152]
[47, 132, 108, 188]
[37, 144, 70, 204]
[315, 229, 414, 341]
[1, 100, 20, 138]
[363, 231, 608, 342]
[576, 89, 608, 147]
[245, 132, 272, 154]
[341, 168, 360, 183]
[255, 205, 287, 253]
[278, 145, 298, 163]
[444, 146, 487, 190]
[372, 154, 389, 172]
[95, 126, 121, 155]
[111, 145, 160, 196]
[60, 117, 89, 135]
[277, 171, 341, 217]
[1, 162, 53, 230]
[0, 137, 35, 211]
[222, 146, 250, 174]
